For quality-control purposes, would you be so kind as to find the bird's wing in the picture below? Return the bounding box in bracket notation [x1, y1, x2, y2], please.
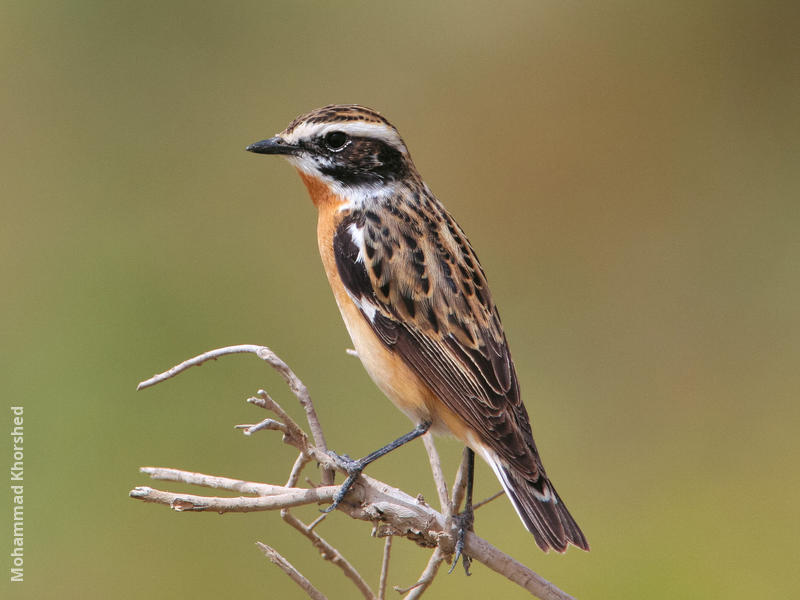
[333, 205, 542, 481]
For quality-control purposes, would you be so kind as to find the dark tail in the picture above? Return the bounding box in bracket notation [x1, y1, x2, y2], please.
[488, 453, 589, 552]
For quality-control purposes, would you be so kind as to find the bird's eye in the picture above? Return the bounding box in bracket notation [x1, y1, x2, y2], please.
[324, 131, 348, 151]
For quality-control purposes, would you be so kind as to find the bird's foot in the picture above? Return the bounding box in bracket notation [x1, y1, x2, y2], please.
[326, 450, 362, 474]
[448, 507, 474, 575]
[322, 450, 364, 513]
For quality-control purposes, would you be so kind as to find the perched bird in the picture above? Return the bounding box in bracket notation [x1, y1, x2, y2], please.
[247, 105, 588, 554]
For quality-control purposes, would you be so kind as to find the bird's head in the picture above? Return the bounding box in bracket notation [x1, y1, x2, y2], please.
[247, 105, 417, 196]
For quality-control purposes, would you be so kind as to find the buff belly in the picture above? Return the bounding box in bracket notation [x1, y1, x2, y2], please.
[308, 171, 474, 441]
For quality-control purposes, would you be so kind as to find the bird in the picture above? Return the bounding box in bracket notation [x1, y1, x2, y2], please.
[246, 104, 588, 555]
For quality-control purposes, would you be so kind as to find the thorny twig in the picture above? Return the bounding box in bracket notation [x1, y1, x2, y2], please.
[132, 344, 577, 600]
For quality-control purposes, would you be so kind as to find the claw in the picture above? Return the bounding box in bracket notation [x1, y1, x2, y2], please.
[322, 451, 364, 513]
[319, 423, 432, 514]
[448, 510, 474, 575]
[327, 450, 361, 473]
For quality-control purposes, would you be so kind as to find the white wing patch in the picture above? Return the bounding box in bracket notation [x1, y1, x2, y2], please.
[344, 289, 379, 324]
[347, 222, 366, 263]
[354, 296, 378, 323]
[342, 220, 378, 323]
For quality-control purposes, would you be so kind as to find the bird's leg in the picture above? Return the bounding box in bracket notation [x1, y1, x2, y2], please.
[450, 447, 475, 575]
[323, 421, 431, 513]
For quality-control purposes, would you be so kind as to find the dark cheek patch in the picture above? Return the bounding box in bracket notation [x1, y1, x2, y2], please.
[318, 138, 408, 185]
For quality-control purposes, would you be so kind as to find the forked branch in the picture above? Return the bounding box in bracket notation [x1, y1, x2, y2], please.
[132, 344, 576, 600]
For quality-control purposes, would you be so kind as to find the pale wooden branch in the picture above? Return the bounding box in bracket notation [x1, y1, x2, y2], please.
[281, 510, 376, 600]
[421, 433, 449, 515]
[307, 512, 328, 531]
[464, 533, 574, 600]
[242, 390, 334, 471]
[286, 452, 312, 487]
[257, 542, 327, 600]
[138, 344, 333, 484]
[449, 447, 471, 517]
[140, 466, 290, 496]
[396, 547, 446, 600]
[132, 475, 573, 599]
[130, 484, 337, 512]
[133, 344, 578, 600]
[235, 417, 287, 436]
[378, 536, 392, 600]
[473, 490, 506, 511]
[248, 390, 310, 450]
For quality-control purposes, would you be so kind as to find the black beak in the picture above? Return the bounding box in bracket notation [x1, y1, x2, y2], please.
[246, 136, 298, 156]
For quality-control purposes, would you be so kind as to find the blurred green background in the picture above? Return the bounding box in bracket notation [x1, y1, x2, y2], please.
[2, 1, 798, 598]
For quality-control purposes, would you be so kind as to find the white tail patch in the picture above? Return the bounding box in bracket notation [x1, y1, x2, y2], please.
[475, 445, 556, 537]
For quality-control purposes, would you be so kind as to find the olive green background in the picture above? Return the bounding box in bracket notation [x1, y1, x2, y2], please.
[2, 1, 798, 598]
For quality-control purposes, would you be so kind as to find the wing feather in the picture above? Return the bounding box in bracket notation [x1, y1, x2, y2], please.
[333, 207, 541, 481]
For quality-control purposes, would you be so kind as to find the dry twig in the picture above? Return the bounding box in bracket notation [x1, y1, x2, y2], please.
[398, 547, 447, 599]
[421, 433, 449, 514]
[133, 344, 577, 600]
[378, 536, 392, 600]
[130, 484, 337, 512]
[281, 510, 376, 600]
[449, 448, 472, 518]
[473, 490, 506, 511]
[257, 542, 327, 600]
[138, 344, 333, 484]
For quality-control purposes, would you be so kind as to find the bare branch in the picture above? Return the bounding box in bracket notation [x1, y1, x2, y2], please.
[140, 466, 290, 496]
[449, 448, 471, 517]
[281, 510, 376, 600]
[473, 490, 505, 512]
[235, 417, 287, 436]
[421, 433, 449, 515]
[248, 346, 330, 470]
[378, 536, 392, 600]
[395, 547, 446, 599]
[256, 542, 328, 600]
[137, 344, 333, 484]
[132, 470, 573, 599]
[286, 452, 312, 487]
[464, 532, 576, 600]
[138, 345, 267, 390]
[242, 391, 342, 481]
[134, 345, 579, 600]
[307, 512, 328, 531]
[129, 485, 336, 512]
[248, 390, 310, 450]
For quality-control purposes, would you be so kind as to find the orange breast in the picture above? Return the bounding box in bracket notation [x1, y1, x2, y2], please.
[298, 170, 477, 440]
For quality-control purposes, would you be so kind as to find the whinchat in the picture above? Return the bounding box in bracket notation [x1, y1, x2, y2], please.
[247, 105, 588, 554]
